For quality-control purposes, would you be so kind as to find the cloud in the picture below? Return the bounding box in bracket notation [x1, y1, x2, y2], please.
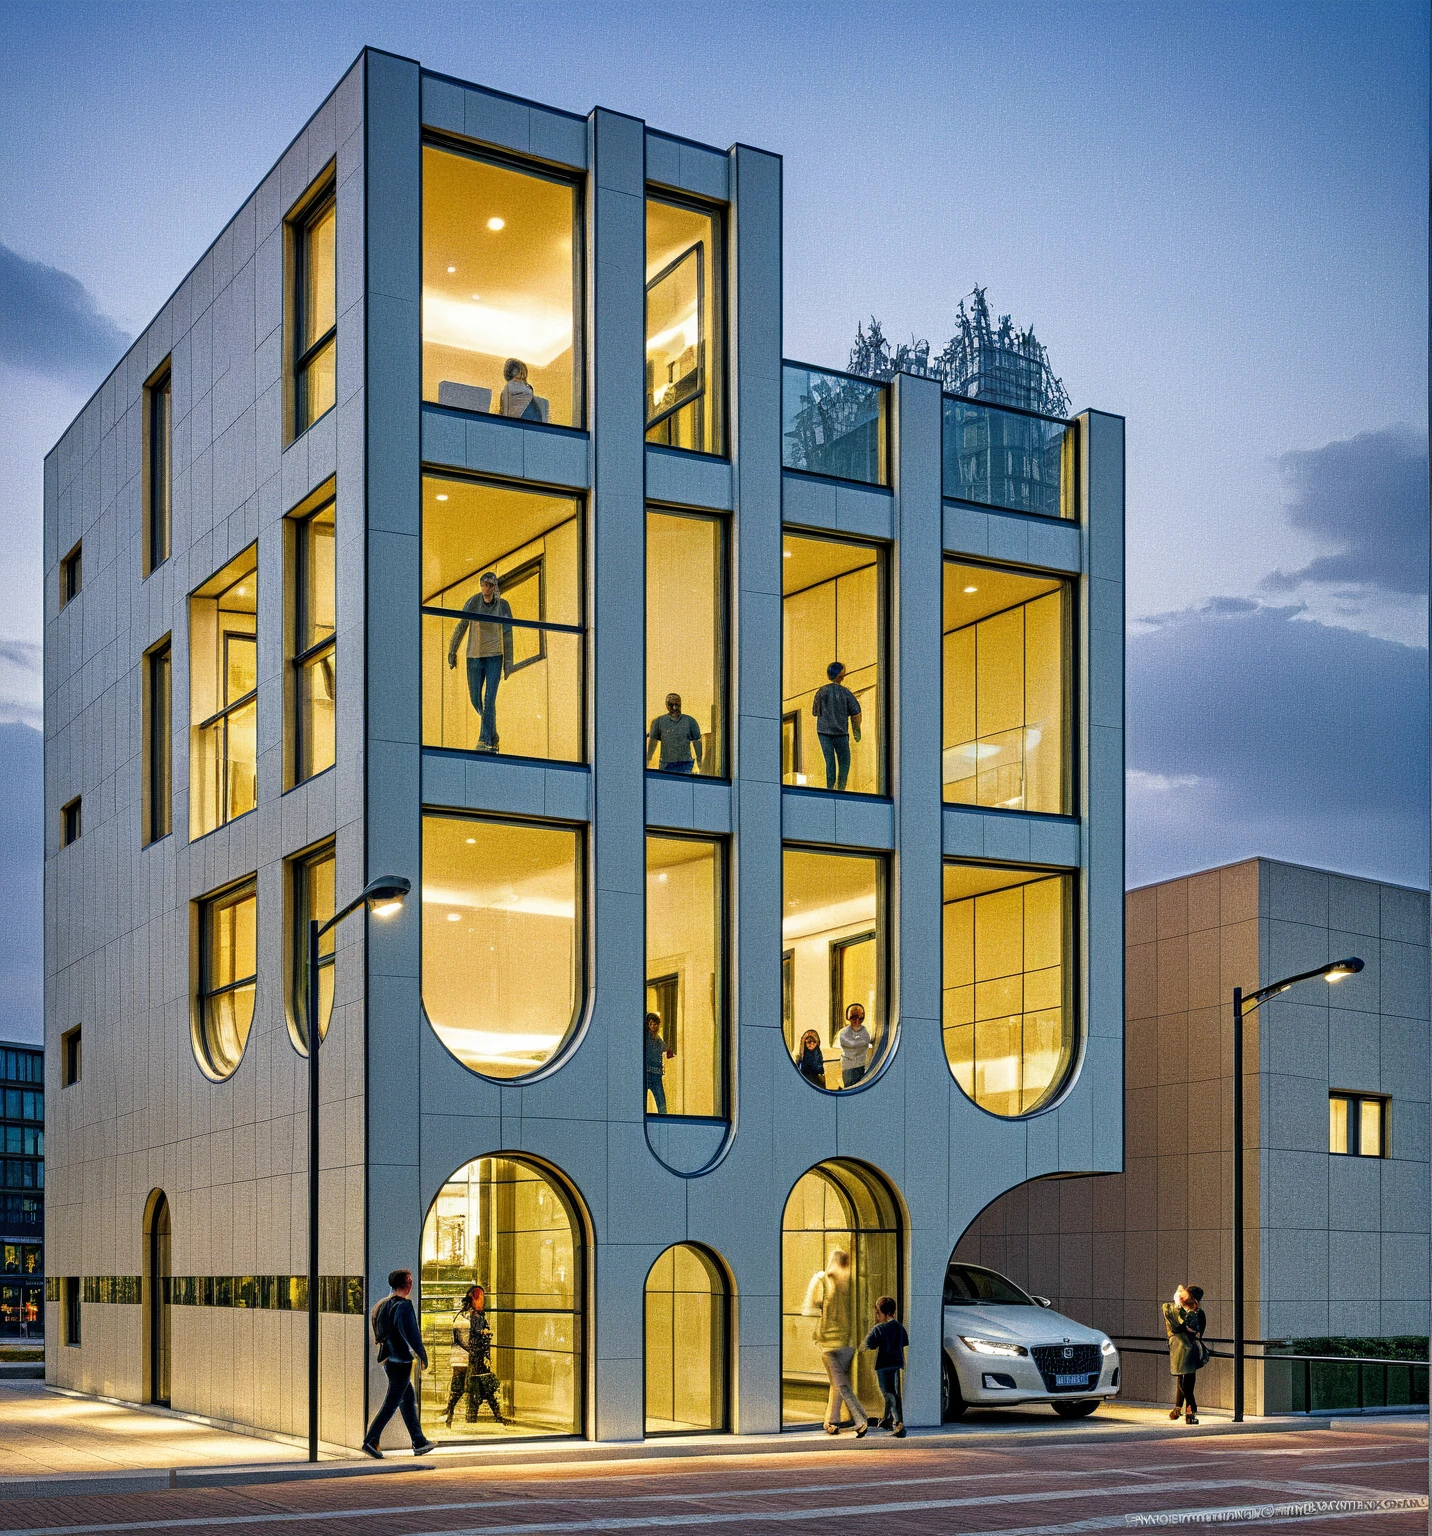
[1263, 427, 1428, 597]
[0, 638, 42, 729]
[0, 723, 41, 1043]
[0, 242, 130, 385]
[1127, 599, 1428, 888]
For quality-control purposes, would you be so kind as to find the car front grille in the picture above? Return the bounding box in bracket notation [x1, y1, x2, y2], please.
[1031, 1343, 1102, 1391]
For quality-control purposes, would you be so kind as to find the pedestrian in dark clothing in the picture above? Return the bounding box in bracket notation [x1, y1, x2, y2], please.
[444, 1284, 505, 1428]
[863, 1294, 908, 1435]
[644, 1011, 676, 1114]
[363, 1268, 435, 1457]
[1161, 1283, 1208, 1424]
[810, 662, 862, 792]
[796, 1029, 827, 1088]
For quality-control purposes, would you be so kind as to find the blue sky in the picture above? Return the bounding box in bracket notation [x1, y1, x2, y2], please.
[0, 1, 1426, 1036]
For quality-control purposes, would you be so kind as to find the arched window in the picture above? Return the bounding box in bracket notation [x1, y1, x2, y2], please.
[781, 1160, 901, 1428]
[419, 1155, 585, 1443]
[645, 1244, 730, 1434]
[143, 1190, 171, 1406]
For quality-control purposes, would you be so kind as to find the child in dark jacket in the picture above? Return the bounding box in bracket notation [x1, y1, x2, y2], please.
[863, 1295, 909, 1436]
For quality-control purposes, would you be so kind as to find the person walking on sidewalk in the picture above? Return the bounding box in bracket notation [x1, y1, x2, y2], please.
[803, 1248, 868, 1437]
[863, 1295, 908, 1436]
[1161, 1283, 1209, 1424]
[363, 1268, 435, 1457]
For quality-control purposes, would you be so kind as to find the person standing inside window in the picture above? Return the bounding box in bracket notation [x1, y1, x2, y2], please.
[446, 570, 514, 753]
[444, 1284, 505, 1428]
[645, 1011, 675, 1113]
[837, 1003, 873, 1088]
[811, 662, 862, 792]
[796, 1029, 827, 1089]
[646, 693, 703, 774]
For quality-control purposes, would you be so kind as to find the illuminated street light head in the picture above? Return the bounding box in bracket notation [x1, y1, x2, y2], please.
[1324, 957, 1364, 983]
[364, 875, 411, 919]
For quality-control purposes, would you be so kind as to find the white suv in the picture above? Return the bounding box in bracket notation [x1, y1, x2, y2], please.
[941, 1262, 1121, 1420]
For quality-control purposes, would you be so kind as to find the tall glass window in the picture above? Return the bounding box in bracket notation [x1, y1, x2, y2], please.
[420, 1154, 584, 1442]
[423, 144, 582, 429]
[423, 812, 583, 1079]
[782, 534, 886, 795]
[943, 562, 1070, 814]
[645, 836, 726, 1119]
[782, 848, 887, 1092]
[290, 495, 336, 784]
[289, 842, 335, 1053]
[195, 878, 258, 1080]
[291, 181, 336, 437]
[143, 637, 171, 846]
[423, 475, 583, 763]
[646, 508, 727, 777]
[942, 863, 1074, 1116]
[144, 362, 171, 575]
[645, 197, 724, 456]
[190, 547, 257, 838]
[645, 1244, 729, 1434]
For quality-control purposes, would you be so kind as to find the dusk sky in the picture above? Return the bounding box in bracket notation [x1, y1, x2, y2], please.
[0, 1, 1426, 1041]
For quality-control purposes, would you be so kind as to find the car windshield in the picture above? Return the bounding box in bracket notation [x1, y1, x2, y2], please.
[943, 1264, 1035, 1305]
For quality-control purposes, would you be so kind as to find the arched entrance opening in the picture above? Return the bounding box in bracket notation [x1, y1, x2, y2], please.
[644, 1243, 731, 1435]
[419, 1154, 586, 1443]
[781, 1160, 901, 1428]
[143, 1190, 171, 1406]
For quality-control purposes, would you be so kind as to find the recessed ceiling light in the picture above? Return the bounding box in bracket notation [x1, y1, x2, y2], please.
[464, 837, 476, 845]
[446, 912, 461, 922]
[963, 585, 978, 593]
[487, 217, 505, 232]
[446, 265, 456, 273]
[782, 550, 792, 559]
[470, 293, 481, 301]
[435, 494, 449, 502]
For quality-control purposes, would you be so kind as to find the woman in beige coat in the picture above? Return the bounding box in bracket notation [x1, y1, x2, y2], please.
[803, 1249, 869, 1436]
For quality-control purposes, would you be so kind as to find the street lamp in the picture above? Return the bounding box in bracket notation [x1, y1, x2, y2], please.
[1231, 955, 1363, 1422]
[307, 873, 411, 1462]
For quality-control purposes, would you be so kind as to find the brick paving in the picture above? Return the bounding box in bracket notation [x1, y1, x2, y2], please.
[0, 1421, 1423, 1536]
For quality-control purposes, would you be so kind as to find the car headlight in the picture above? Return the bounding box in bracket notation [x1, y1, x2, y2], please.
[959, 1336, 1028, 1358]
[1100, 1338, 1117, 1355]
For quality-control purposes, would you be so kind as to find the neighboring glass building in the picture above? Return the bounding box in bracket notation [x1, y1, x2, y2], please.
[41, 52, 1124, 1445]
[0, 1042, 44, 1339]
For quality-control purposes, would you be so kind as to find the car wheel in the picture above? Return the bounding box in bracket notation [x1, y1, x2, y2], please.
[1051, 1399, 1100, 1419]
[941, 1354, 967, 1422]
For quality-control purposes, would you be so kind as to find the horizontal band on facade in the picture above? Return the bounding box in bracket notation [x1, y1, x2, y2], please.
[47, 1275, 366, 1313]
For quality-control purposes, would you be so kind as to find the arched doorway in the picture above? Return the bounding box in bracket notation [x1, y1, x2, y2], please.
[781, 1160, 901, 1428]
[419, 1154, 586, 1443]
[644, 1243, 731, 1434]
[144, 1191, 171, 1406]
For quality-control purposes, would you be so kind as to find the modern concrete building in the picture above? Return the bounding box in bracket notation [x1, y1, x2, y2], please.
[42, 49, 1124, 1449]
[955, 858, 1429, 1412]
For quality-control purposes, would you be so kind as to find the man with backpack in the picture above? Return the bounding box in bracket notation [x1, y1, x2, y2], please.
[362, 1268, 436, 1458]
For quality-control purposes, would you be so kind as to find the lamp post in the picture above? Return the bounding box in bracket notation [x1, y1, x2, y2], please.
[1230, 955, 1363, 1422]
[307, 873, 410, 1463]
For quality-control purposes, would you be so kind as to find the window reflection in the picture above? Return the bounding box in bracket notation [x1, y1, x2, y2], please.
[645, 836, 726, 1119]
[422, 812, 583, 1079]
[942, 863, 1073, 1116]
[645, 1244, 729, 1434]
[197, 878, 257, 1079]
[290, 843, 335, 1052]
[423, 145, 581, 428]
[645, 197, 724, 455]
[782, 848, 887, 1091]
[422, 475, 584, 763]
[190, 547, 258, 838]
[782, 534, 885, 795]
[646, 509, 727, 777]
[420, 1155, 584, 1442]
[291, 496, 336, 783]
[943, 562, 1068, 814]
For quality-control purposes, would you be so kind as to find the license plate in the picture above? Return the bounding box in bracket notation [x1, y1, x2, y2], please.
[1055, 1373, 1088, 1387]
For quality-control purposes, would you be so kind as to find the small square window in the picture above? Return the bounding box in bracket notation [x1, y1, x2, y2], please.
[61, 1026, 81, 1088]
[60, 544, 82, 607]
[1330, 1091, 1388, 1158]
[60, 797, 82, 847]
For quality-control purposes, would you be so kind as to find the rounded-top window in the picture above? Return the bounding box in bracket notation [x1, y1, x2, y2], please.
[195, 878, 257, 1079]
[943, 862, 1074, 1115]
[422, 811, 584, 1079]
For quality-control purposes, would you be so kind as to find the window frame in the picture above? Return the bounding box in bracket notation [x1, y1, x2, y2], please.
[641, 1242, 733, 1436]
[143, 360, 172, 575]
[287, 839, 336, 1055]
[60, 796, 82, 848]
[288, 170, 338, 442]
[189, 547, 259, 838]
[143, 636, 173, 845]
[1329, 1090, 1390, 1158]
[60, 543, 82, 608]
[421, 133, 588, 431]
[61, 1026, 81, 1088]
[940, 555, 1079, 820]
[193, 875, 259, 1081]
[288, 491, 337, 787]
[63, 1276, 81, 1346]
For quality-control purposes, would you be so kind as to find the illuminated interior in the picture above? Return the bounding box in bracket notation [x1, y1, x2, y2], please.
[422, 812, 583, 1079]
[645, 1244, 729, 1434]
[420, 1155, 583, 1442]
[295, 193, 336, 433]
[422, 474, 583, 763]
[197, 880, 257, 1079]
[942, 862, 1073, 1116]
[423, 146, 579, 427]
[645, 836, 725, 1118]
[782, 534, 884, 795]
[189, 547, 258, 838]
[646, 508, 726, 776]
[942, 561, 1067, 814]
[293, 498, 336, 783]
[289, 845, 334, 1052]
[782, 848, 885, 1091]
[646, 197, 724, 454]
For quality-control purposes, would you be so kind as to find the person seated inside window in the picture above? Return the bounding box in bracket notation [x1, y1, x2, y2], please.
[499, 358, 541, 420]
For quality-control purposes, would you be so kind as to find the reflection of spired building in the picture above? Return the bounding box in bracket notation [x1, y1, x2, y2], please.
[42, 51, 1123, 1448]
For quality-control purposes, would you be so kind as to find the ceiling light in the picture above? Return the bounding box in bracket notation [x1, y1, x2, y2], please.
[783, 550, 792, 559]
[487, 217, 505, 231]
[963, 585, 977, 593]
[446, 912, 461, 922]
[435, 494, 448, 502]
[447, 265, 456, 274]
[465, 837, 476, 845]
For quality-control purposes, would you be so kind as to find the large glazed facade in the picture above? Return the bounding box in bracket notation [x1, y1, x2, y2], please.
[42, 50, 1124, 1447]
